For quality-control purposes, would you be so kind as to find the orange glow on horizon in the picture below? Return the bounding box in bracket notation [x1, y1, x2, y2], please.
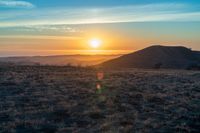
[0, 32, 145, 56]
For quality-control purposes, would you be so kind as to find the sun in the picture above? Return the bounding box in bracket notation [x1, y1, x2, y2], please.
[89, 38, 102, 49]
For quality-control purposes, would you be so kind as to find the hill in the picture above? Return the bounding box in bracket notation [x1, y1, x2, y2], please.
[100, 45, 200, 69]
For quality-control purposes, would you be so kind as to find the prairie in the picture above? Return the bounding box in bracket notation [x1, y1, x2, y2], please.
[0, 66, 199, 132]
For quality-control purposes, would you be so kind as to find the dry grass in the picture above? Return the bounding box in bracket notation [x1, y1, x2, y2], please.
[0, 66, 199, 133]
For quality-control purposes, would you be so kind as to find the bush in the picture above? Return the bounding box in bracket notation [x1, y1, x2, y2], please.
[154, 63, 162, 69]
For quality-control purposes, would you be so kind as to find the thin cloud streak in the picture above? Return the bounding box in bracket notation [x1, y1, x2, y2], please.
[0, 0, 35, 8]
[0, 35, 83, 40]
[23, 25, 84, 33]
[0, 3, 199, 27]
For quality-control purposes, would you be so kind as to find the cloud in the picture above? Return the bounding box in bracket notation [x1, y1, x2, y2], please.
[0, 0, 35, 8]
[0, 3, 199, 27]
[23, 25, 84, 33]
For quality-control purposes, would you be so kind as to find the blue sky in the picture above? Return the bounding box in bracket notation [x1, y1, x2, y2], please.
[9, 0, 200, 8]
[0, 0, 200, 56]
[0, 0, 200, 26]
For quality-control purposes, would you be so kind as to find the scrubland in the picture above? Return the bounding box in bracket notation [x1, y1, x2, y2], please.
[0, 66, 199, 132]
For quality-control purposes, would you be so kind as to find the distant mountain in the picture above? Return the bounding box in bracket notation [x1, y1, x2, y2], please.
[100, 45, 200, 69]
[0, 55, 120, 66]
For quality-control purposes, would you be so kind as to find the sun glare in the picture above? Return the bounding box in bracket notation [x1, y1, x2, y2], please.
[89, 38, 102, 49]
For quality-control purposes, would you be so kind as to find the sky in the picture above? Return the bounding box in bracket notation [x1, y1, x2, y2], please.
[0, 0, 200, 56]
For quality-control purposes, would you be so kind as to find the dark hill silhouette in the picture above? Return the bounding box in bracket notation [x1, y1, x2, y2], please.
[100, 45, 200, 69]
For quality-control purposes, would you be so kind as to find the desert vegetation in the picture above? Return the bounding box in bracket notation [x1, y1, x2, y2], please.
[0, 66, 199, 132]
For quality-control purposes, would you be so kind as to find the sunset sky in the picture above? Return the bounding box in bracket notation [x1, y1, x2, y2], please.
[0, 0, 200, 56]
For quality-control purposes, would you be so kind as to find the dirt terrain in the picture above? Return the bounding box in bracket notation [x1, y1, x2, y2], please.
[0, 66, 199, 133]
